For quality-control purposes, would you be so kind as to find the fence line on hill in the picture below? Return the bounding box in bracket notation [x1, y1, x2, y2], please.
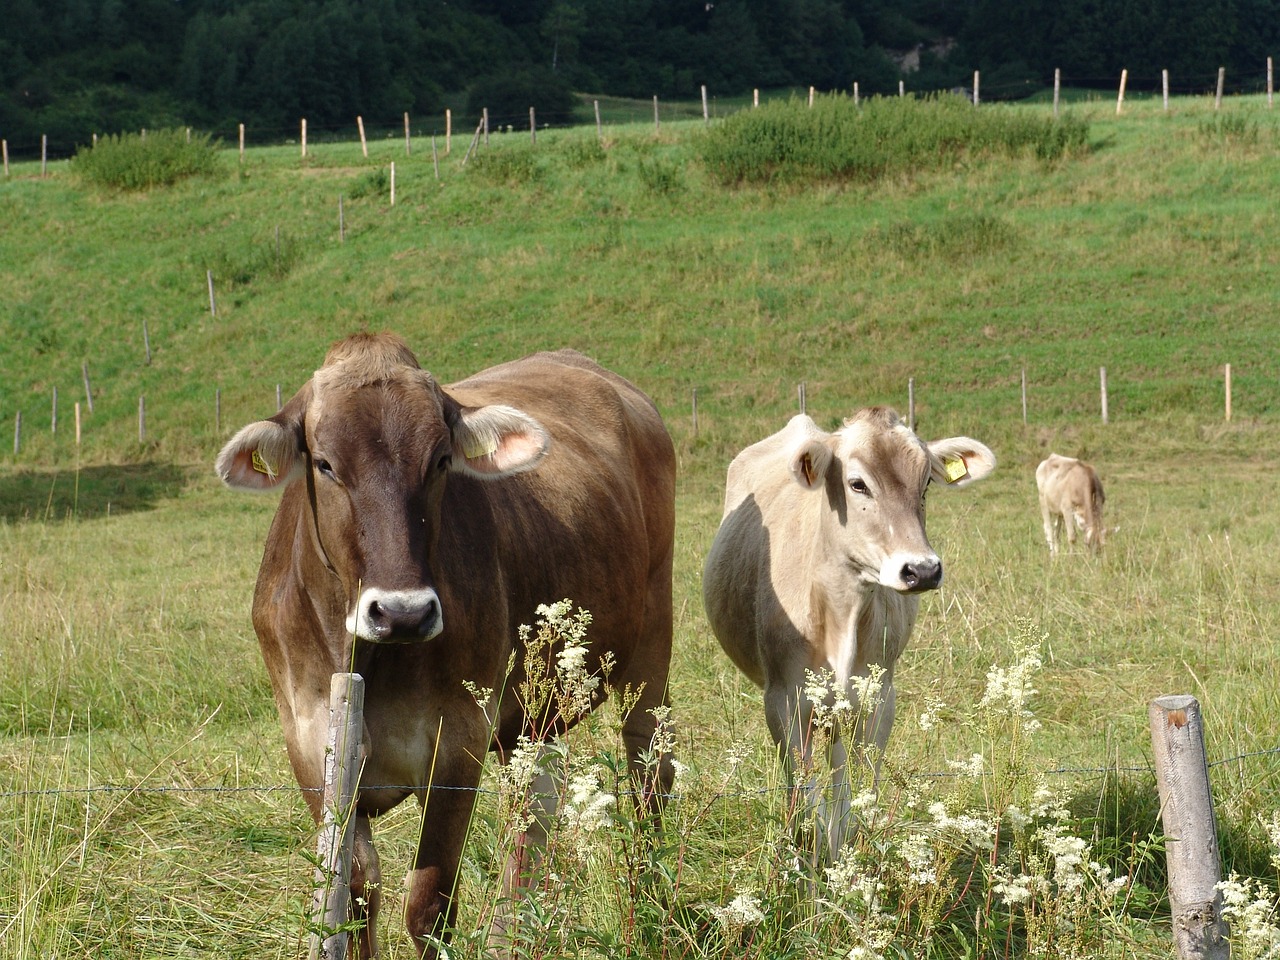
[0, 55, 1275, 167]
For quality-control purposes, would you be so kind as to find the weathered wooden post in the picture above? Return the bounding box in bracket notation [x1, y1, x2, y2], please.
[1117, 69, 1128, 114]
[1021, 367, 1028, 425]
[653, 95, 659, 133]
[908, 377, 916, 431]
[1100, 366, 1109, 424]
[594, 99, 602, 140]
[1149, 696, 1229, 960]
[1215, 68, 1225, 110]
[309, 673, 367, 960]
[357, 116, 368, 158]
[1163, 69, 1171, 112]
[1053, 68, 1061, 117]
[82, 362, 95, 414]
[1224, 364, 1232, 422]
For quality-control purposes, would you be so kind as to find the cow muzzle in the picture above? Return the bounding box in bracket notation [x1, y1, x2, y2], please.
[880, 553, 943, 593]
[347, 587, 444, 643]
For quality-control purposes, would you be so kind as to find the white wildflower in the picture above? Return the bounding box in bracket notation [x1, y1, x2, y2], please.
[560, 769, 615, 834]
[948, 752, 986, 777]
[917, 694, 945, 732]
[1218, 873, 1280, 960]
[898, 830, 938, 885]
[991, 869, 1040, 906]
[648, 704, 676, 757]
[978, 637, 1043, 733]
[712, 891, 765, 932]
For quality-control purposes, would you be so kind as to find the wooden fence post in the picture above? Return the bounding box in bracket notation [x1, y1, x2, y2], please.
[75, 402, 81, 447]
[389, 162, 395, 206]
[208, 270, 217, 317]
[529, 107, 536, 144]
[82, 362, 95, 414]
[13, 411, 20, 455]
[445, 108, 452, 154]
[239, 123, 245, 163]
[2, 139, 9, 178]
[1163, 70, 1170, 111]
[52, 386, 57, 435]
[594, 99, 602, 140]
[908, 377, 916, 431]
[703, 85, 710, 124]
[357, 116, 368, 158]
[41, 135, 47, 177]
[1268, 57, 1274, 108]
[1100, 366, 1109, 424]
[1053, 68, 1061, 117]
[143, 319, 152, 365]
[1215, 67, 1225, 110]
[1224, 364, 1232, 422]
[302, 118, 308, 158]
[1149, 695, 1229, 960]
[853, 82, 859, 105]
[653, 95, 660, 133]
[753, 88, 759, 107]
[482, 108, 489, 146]
[404, 112, 411, 156]
[308, 673, 366, 960]
[973, 70, 980, 105]
[808, 85, 815, 107]
[138, 395, 146, 443]
[1117, 69, 1128, 114]
[798, 381, 807, 415]
[431, 137, 439, 179]
[1021, 367, 1028, 425]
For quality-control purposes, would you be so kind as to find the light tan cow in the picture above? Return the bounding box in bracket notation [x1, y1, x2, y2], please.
[1036, 453, 1105, 555]
[216, 333, 675, 959]
[702, 408, 995, 859]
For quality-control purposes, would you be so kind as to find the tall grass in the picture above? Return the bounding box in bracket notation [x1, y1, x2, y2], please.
[697, 93, 1089, 184]
[71, 129, 222, 190]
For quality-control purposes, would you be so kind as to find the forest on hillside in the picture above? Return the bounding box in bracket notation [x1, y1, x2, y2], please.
[2, 0, 1277, 151]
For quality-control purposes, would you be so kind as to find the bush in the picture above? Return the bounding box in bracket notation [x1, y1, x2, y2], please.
[697, 94, 1089, 186]
[71, 128, 221, 190]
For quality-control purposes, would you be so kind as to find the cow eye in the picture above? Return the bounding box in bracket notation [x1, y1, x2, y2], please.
[314, 458, 337, 481]
[849, 477, 870, 496]
[435, 452, 453, 473]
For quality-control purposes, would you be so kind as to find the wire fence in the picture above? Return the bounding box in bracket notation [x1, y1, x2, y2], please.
[4, 744, 1277, 803]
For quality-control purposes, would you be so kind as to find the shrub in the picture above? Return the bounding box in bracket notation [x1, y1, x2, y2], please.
[71, 128, 221, 190]
[465, 67, 578, 128]
[697, 94, 1089, 186]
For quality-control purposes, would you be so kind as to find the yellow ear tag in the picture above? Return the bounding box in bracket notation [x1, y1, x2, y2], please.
[251, 449, 275, 478]
[462, 436, 498, 460]
[943, 456, 968, 484]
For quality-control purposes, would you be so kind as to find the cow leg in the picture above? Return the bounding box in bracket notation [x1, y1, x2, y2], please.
[613, 646, 675, 818]
[1040, 499, 1058, 554]
[762, 680, 827, 862]
[349, 814, 382, 959]
[403, 778, 482, 960]
[490, 743, 564, 949]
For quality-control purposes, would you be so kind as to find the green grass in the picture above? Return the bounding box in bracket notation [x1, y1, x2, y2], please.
[3, 93, 1280, 957]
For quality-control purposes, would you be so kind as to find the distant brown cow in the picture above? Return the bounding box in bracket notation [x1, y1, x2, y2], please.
[1036, 453, 1106, 555]
[702, 409, 995, 860]
[215, 333, 675, 958]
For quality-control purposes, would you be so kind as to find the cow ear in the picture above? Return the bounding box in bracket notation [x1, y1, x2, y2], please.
[927, 437, 997, 489]
[215, 388, 309, 492]
[450, 404, 550, 478]
[788, 437, 833, 491]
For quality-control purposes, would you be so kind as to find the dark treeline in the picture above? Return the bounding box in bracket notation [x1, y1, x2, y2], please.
[1, 0, 1277, 150]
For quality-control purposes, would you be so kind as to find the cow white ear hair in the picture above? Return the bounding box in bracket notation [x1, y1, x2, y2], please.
[452, 404, 550, 478]
[927, 437, 997, 488]
[788, 438, 831, 491]
[215, 421, 304, 492]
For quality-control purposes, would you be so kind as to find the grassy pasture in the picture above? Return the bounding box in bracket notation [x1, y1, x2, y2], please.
[2, 95, 1280, 957]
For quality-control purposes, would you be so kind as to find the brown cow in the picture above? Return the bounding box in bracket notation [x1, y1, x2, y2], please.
[215, 333, 675, 958]
[1036, 453, 1106, 555]
[702, 410, 995, 860]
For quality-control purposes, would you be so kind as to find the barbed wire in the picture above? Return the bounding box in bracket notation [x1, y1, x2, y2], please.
[3, 744, 1275, 803]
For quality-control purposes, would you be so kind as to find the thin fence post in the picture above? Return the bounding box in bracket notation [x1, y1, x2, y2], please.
[1163, 69, 1170, 111]
[702, 85, 710, 124]
[82, 362, 95, 414]
[853, 82, 859, 105]
[208, 270, 217, 317]
[808, 85, 815, 107]
[1021, 368, 1028, 425]
[445, 108, 452, 154]
[143, 320, 152, 365]
[1224, 364, 1232, 422]
[239, 123, 245, 163]
[308, 673, 366, 960]
[653, 95, 660, 133]
[1149, 695, 1230, 960]
[75, 402, 82, 447]
[594, 99, 602, 140]
[52, 386, 57, 435]
[1268, 56, 1274, 108]
[1100, 366, 1109, 424]
[2, 139, 9, 178]
[389, 162, 395, 206]
[301, 118, 308, 158]
[431, 137, 439, 179]
[898, 79, 905, 97]
[1215, 67, 1225, 110]
[1117, 69, 1128, 114]
[798, 381, 806, 415]
[404, 112, 412, 156]
[1053, 68, 1061, 117]
[482, 108, 489, 146]
[753, 88, 759, 107]
[529, 107, 536, 144]
[357, 116, 368, 158]
[908, 377, 916, 431]
[973, 70, 980, 106]
[41, 134, 47, 177]
[13, 411, 20, 455]
[138, 395, 146, 443]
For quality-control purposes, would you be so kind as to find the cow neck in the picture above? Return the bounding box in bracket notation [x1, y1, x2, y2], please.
[303, 455, 339, 579]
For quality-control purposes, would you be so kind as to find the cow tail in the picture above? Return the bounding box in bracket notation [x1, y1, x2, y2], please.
[1089, 473, 1106, 549]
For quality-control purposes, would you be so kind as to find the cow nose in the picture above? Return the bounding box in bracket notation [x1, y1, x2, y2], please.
[350, 588, 443, 642]
[900, 557, 942, 592]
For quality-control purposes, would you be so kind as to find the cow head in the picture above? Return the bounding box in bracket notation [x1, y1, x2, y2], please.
[784, 409, 995, 593]
[215, 332, 549, 643]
